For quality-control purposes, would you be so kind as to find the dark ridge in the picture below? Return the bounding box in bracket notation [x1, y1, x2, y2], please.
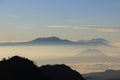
[83, 69, 120, 80]
[39, 64, 86, 80]
[105, 69, 117, 73]
[0, 56, 85, 80]
[0, 56, 42, 80]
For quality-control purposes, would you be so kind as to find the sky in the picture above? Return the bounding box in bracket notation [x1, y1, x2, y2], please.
[0, 0, 120, 42]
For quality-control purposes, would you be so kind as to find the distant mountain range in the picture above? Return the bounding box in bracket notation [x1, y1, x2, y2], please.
[83, 69, 120, 80]
[0, 37, 111, 46]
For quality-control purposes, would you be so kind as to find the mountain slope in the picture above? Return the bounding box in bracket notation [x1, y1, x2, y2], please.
[39, 64, 86, 80]
[0, 56, 86, 80]
[83, 69, 120, 80]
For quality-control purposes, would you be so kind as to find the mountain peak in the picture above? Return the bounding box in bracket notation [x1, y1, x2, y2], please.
[79, 38, 109, 43]
[82, 49, 102, 54]
[89, 38, 109, 43]
[29, 37, 73, 45]
[32, 37, 63, 42]
[105, 69, 116, 73]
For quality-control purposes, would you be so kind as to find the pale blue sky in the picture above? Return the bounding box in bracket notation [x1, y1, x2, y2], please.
[0, 0, 120, 42]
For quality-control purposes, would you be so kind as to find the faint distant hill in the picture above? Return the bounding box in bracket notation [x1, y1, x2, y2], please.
[83, 69, 120, 80]
[0, 36, 111, 46]
[78, 38, 109, 46]
[39, 64, 86, 80]
[0, 56, 86, 80]
[74, 49, 108, 62]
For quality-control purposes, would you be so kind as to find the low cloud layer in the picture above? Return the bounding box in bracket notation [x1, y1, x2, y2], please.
[47, 25, 120, 32]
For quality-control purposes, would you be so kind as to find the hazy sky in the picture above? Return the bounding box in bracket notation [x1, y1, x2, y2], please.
[0, 0, 120, 42]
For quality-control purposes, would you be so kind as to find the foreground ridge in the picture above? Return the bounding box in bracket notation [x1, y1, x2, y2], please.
[0, 56, 85, 80]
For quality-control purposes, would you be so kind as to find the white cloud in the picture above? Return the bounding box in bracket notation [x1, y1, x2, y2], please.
[74, 26, 120, 32]
[47, 25, 67, 28]
[47, 25, 120, 32]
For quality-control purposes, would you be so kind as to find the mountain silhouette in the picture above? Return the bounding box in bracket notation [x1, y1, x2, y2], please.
[0, 56, 85, 80]
[78, 38, 109, 46]
[70, 48, 109, 63]
[0, 56, 42, 80]
[0, 37, 110, 46]
[80, 49, 107, 58]
[83, 69, 120, 80]
[39, 64, 86, 80]
[81, 49, 103, 54]
[29, 37, 73, 45]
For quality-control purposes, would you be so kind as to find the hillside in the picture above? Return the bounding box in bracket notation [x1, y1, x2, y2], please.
[83, 69, 120, 80]
[0, 56, 85, 80]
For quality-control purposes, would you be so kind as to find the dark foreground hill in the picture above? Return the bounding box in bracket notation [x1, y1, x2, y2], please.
[39, 64, 86, 80]
[0, 56, 42, 80]
[0, 56, 85, 80]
